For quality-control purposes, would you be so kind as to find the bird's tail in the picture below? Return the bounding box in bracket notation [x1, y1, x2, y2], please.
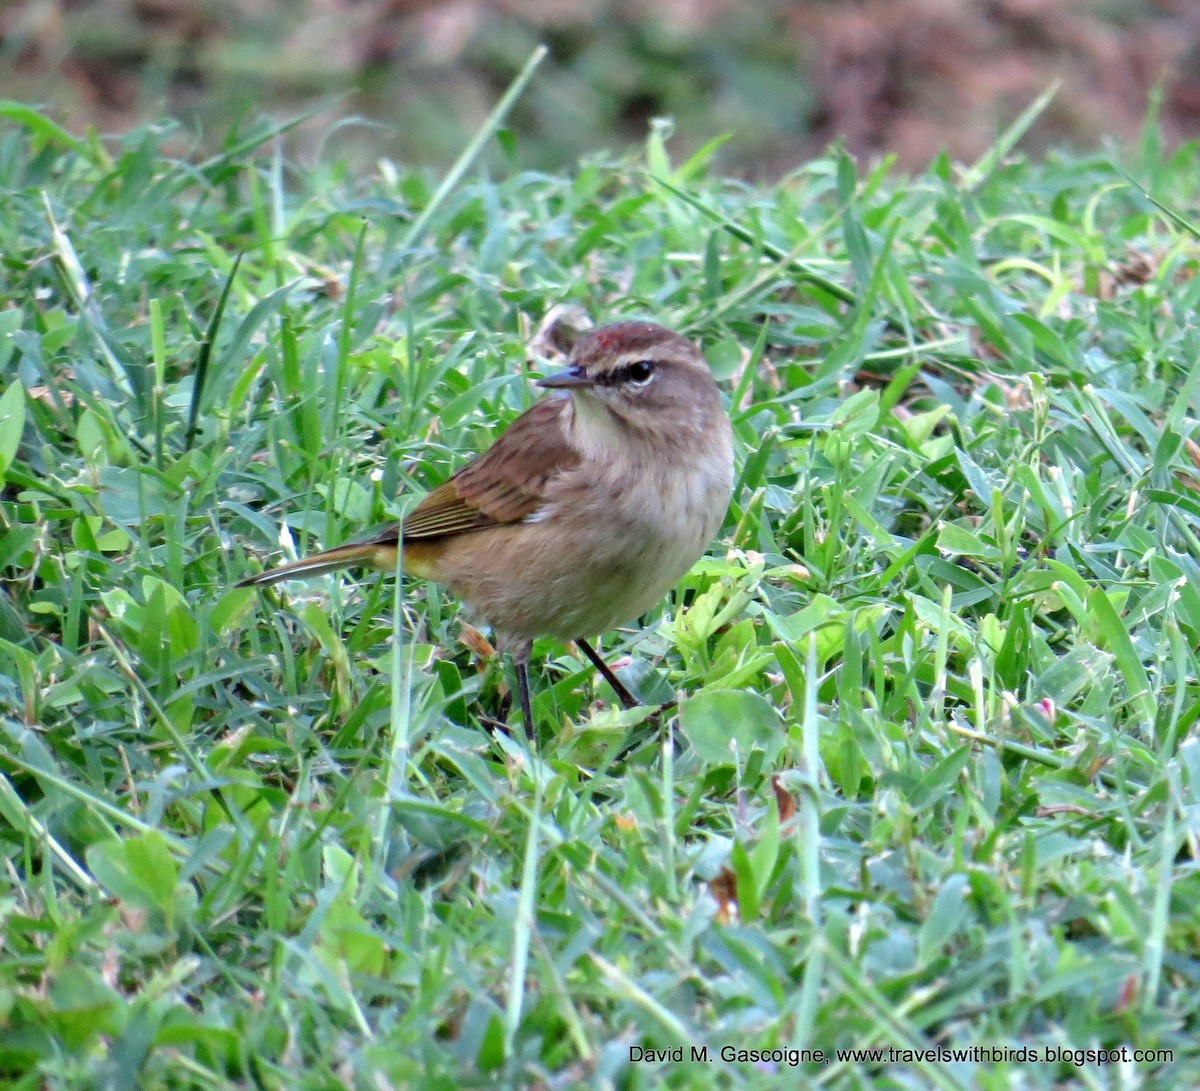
[236, 540, 398, 588]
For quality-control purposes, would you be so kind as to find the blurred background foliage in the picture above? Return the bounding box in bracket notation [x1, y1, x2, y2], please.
[3, 0, 1200, 173]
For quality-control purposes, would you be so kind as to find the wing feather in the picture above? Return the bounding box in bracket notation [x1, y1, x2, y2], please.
[398, 396, 579, 542]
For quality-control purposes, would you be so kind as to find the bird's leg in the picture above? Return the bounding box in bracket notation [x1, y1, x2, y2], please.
[507, 638, 535, 739]
[516, 660, 535, 739]
[576, 638, 639, 710]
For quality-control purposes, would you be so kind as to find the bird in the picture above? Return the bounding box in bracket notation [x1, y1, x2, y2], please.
[236, 319, 734, 735]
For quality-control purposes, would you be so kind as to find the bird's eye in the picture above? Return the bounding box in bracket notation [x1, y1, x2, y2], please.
[625, 360, 656, 385]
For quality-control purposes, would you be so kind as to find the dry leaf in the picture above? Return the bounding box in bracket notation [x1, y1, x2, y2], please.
[459, 622, 495, 663]
[771, 775, 796, 824]
[709, 866, 738, 925]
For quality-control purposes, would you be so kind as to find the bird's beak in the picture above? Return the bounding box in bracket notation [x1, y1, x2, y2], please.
[537, 366, 593, 390]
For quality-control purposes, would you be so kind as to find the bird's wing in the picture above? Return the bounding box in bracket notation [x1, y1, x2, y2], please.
[398, 396, 580, 541]
[237, 399, 580, 586]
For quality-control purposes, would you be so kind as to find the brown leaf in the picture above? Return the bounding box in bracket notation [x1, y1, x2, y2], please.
[1112, 249, 1156, 286]
[709, 866, 738, 924]
[26, 385, 74, 408]
[529, 303, 593, 360]
[459, 622, 495, 663]
[1035, 804, 1096, 819]
[771, 775, 796, 824]
[1114, 973, 1139, 1012]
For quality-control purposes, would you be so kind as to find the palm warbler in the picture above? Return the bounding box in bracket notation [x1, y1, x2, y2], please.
[238, 320, 734, 733]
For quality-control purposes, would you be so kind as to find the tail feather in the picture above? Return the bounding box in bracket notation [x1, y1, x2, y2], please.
[236, 542, 387, 588]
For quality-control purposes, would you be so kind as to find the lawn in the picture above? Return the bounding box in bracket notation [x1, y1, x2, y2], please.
[0, 85, 1198, 1089]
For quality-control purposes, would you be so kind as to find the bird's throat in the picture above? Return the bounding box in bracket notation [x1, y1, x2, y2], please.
[567, 391, 630, 461]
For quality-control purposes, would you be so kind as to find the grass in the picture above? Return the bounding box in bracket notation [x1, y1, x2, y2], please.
[0, 89, 1199, 1089]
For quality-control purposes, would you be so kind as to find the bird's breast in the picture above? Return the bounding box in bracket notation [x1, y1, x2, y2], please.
[425, 431, 732, 643]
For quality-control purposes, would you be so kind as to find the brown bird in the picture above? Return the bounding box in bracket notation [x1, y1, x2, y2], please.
[237, 320, 734, 734]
